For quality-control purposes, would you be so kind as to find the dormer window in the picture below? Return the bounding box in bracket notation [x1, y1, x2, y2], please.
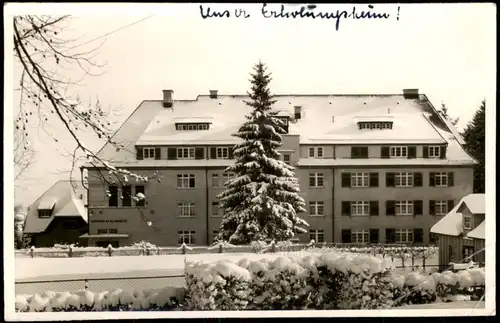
[358, 122, 393, 130]
[38, 210, 51, 218]
[176, 123, 210, 131]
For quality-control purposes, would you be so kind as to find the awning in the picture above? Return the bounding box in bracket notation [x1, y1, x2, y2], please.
[79, 233, 129, 239]
[37, 197, 57, 210]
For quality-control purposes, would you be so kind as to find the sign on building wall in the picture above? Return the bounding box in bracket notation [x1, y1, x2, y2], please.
[90, 219, 127, 223]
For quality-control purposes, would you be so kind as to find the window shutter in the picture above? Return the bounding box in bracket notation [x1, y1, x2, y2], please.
[408, 146, 417, 159]
[154, 148, 161, 160]
[341, 201, 351, 216]
[341, 229, 351, 243]
[386, 200, 395, 216]
[429, 200, 436, 215]
[386, 172, 395, 187]
[369, 172, 379, 187]
[210, 147, 217, 159]
[228, 147, 234, 159]
[429, 172, 436, 187]
[414, 172, 423, 187]
[386, 229, 396, 243]
[381, 146, 390, 159]
[447, 200, 454, 213]
[341, 173, 351, 188]
[414, 228, 424, 244]
[136, 148, 143, 160]
[351, 147, 358, 158]
[440, 146, 447, 159]
[413, 200, 423, 215]
[362, 147, 369, 158]
[370, 229, 379, 243]
[195, 147, 204, 159]
[167, 148, 177, 160]
[447, 172, 454, 187]
[189, 176, 195, 188]
[423, 146, 429, 158]
[369, 201, 379, 216]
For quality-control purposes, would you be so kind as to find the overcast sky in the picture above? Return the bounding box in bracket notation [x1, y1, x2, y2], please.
[6, 3, 496, 206]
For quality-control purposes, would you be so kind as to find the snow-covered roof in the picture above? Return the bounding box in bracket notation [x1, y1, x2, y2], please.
[24, 181, 88, 234]
[354, 116, 395, 122]
[430, 193, 486, 237]
[80, 233, 129, 239]
[461, 193, 486, 214]
[37, 197, 57, 210]
[90, 93, 475, 166]
[466, 220, 485, 239]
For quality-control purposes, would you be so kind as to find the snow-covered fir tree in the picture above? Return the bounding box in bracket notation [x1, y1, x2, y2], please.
[216, 61, 309, 244]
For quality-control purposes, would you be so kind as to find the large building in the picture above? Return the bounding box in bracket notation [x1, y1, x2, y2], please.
[82, 89, 476, 247]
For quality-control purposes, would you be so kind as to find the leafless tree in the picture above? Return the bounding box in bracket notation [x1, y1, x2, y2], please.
[13, 15, 162, 230]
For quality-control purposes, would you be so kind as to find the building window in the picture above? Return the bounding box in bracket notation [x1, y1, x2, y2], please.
[351, 173, 369, 187]
[351, 146, 369, 158]
[351, 230, 369, 243]
[143, 148, 156, 159]
[108, 185, 118, 207]
[122, 185, 132, 207]
[178, 202, 196, 217]
[308, 147, 323, 158]
[395, 201, 414, 215]
[309, 201, 324, 216]
[177, 147, 195, 159]
[98, 228, 118, 234]
[38, 210, 51, 218]
[309, 173, 324, 187]
[212, 201, 222, 217]
[283, 153, 291, 165]
[197, 124, 209, 130]
[178, 230, 196, 245]
[135, 186, 145, 207]
[224, 172, 236, 185]
[211, 174, 220, 188]
[395, 172, 413, 187]
[428, 146, 441, 158]
[177, 174, 195, 188]
[216, 147, 229, 159]
[435, 172, 448, 187]
[351, 201, 370, 216]
[396, 229, 414, 243]
[309, 229, 325, 243]
[463, 215, 472, 230]
[390, 146, 408, 158]
[360, 123, 370, 129]
[435, 200, 448, 215]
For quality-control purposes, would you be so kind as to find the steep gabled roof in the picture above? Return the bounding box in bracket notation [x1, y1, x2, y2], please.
[466, 220, 485, 240]
[430, 193, 486, 237]
[24, 181, 88, 234]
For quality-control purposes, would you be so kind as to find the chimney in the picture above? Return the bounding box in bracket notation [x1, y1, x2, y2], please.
[294, 106, 302, 120]
[162, 90, 173, 108]
[403, 88, 419, 99]
[209, 90, 218, 99]
[331, 116, 335, 123]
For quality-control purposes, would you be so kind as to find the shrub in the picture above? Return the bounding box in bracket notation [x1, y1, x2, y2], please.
[15, 287, 186, 312]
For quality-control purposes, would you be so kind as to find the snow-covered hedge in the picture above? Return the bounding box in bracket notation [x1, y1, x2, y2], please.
[184, 253, 486, 310]
[185, 252, 396, 310]
[15, 287, 186, 312]
[391, 268, 486, 306]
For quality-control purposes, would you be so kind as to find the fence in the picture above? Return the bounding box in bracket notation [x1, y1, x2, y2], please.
[16, 242, 439, 258]
[15, 274, 186, 296]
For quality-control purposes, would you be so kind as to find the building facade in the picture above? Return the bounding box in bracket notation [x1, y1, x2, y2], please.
[83, 89, 476, 247]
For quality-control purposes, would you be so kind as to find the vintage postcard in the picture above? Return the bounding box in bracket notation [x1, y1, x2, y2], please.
[3, 2, 496, 320]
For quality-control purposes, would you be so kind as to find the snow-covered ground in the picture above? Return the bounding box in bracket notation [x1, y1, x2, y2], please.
[15, 250, 439, 281]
